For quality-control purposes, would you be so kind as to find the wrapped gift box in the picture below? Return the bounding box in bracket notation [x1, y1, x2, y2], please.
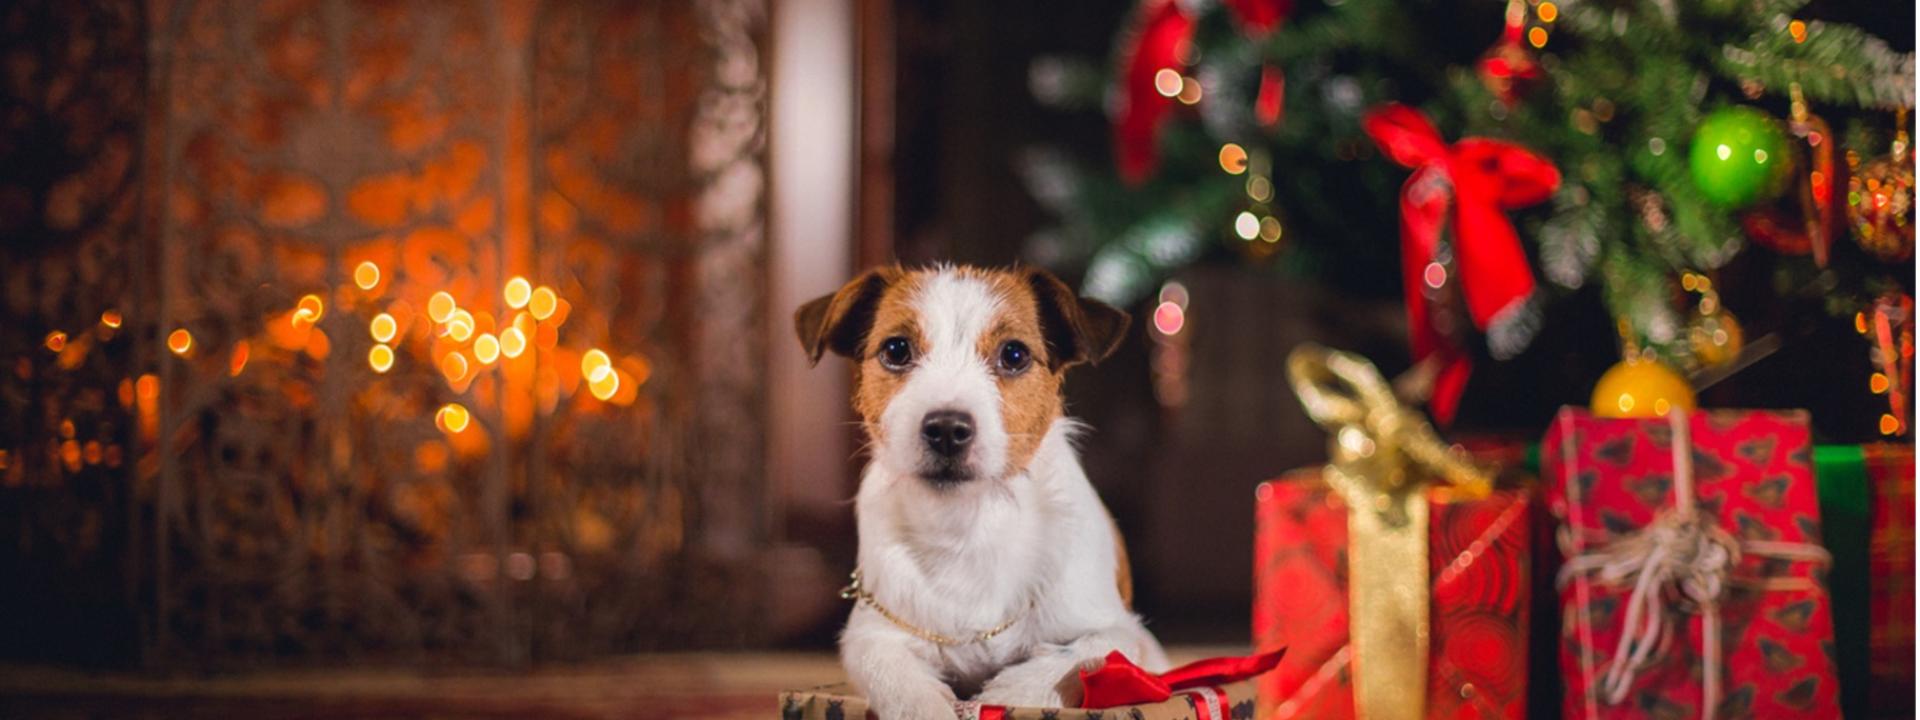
[778, 681, 1256, 720]
[1252, 470, 1532, 720]
[1542, 408, 1842, 719]
[1818, 443, 1917, 718]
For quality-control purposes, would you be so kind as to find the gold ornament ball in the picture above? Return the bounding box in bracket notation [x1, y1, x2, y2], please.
[1688, 309, 1744, 367]
[1847, 155, 1915, 262]
[1591, 356, 1697, 418]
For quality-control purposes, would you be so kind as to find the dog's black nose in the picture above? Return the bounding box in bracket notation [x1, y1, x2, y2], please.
[920, 410, 975, 458]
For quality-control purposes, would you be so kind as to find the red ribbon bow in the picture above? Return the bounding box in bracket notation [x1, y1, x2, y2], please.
[1362, 103, 1560, 425]
[1079, 648, 1285, 709]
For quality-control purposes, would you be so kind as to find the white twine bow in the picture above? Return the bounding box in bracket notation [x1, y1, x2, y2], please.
[1559, 410, 1831, 720]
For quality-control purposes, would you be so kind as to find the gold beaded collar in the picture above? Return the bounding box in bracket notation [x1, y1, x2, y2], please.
[839, 568, 1028, 647]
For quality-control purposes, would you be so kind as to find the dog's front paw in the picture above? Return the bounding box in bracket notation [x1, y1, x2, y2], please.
[868, 686, 961, 720]
[974, 658, 1077, 708]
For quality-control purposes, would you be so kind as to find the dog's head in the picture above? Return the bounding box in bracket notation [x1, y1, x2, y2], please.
[795, 265, 1128, 486]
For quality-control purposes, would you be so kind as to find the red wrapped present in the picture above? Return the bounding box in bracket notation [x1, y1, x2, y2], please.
[1254, 345, 1530, 720]
[1254, 474, 1532, 720]
[1543, 408, 1842, 720]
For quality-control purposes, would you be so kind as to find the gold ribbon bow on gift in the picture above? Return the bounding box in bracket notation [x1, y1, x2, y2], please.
[1286, 345, 1494, 720]
[1558, 410, 1832, 720]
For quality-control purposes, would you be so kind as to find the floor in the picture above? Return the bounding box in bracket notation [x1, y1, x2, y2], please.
[0, 647, 1242, 719]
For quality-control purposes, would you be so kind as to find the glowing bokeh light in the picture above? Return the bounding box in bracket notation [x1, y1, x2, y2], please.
[1233, 212, 1260, 240]
[504, 277, 532, 308]
[447, 309, 475, 342]
[441, 352, 470, 382]
[369, 344, 395, 373]
[428, 292, 457, 323]
[100, 310, 122, 328]
[581, 348, 612, 378]
[1218, 144, 1248, 175]
[1153, 68, 1182, 97]
[167, 329, 193, 355]
[229, 341, 250, 376]
[529, 286, 558, 320]
[296, 294, 325, 323]
[354, 261, 381, 290]
[499, 327, 528, 358]
[44, 331, 67, 352]
[370, 313, 398, 342]
[437, 403, 472, 433]
[587, 365, 620, 401]
[474, 333, 501, 364]
[1153, 301, 1186, 336]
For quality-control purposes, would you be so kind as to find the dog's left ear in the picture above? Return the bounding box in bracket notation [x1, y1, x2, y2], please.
[794, 268, 896, 366]
[1026, 269, 1130, 371]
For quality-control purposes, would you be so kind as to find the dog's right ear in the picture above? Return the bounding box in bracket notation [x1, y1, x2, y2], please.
[794, 268, 895, 365]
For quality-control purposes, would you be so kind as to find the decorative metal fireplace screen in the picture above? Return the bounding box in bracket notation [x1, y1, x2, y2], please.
[0, 0, 768, 666]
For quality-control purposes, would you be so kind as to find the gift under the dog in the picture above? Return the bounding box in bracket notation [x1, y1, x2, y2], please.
[777, 651, 1276, 720]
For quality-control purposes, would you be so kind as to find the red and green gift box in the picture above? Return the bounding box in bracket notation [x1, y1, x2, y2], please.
[1541, 408, 1843, 719]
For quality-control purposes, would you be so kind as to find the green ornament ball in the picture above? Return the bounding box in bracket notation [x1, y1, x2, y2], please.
[1689, 106, 1792, 208]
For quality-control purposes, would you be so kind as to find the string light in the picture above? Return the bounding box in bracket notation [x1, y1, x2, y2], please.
[1176, 77, 1203, 105]
[587, 366, 620, 401]
[1789, 19, 1807, 43]
[504, 277, 532, 308]
[100, 311, 122, 328]
[1872, 373, 1890, 394]
[369, 344, 394, 373]
[1881, 414, 1901, 435]
[474, 333, 501, 364]
[1527, 27, 1548, 48]
[1153, 301, 1186, 336]
[428, 292, 457, 324]
[295, 294, 325, 324]
[581, 348, 612, 378]
[1536, 1, 1557, 22]
[354, 261, 381, 290]
[436, 403, 471, 433]
[167, 329, 193, 355]
[499, 327, 528, 358]
[1259, 216, 1282, 243]
[1153, 68, 1182, 97]
[1218, 144, 1248, 174]
[529, 287, 558, 320]
[1233, 212, 1260, 240]
[447, 309, 475, 342]
[370, 313, 398, 342]
[229, 341, 250, 376]
[1247, 176, 1273, 203]
[44, 331, 67, 352]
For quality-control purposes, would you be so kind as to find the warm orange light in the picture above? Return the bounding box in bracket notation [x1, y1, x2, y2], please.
[304, 328, 330, 360]
[167, 329, 192, 355]
[428, 291, 457, 323]
[1176, 77, 1203, 105]
[499, 327, 528, 358]
[136, 374, 160, 400]
[100, 310, 122, 329]
[1527, 27, 1548, 48]
[587, 365, 620, 401]
[1537, 1, 1558, 22]
[370, 313, 398, 342]
[504, 277, 533, 309]
[354, 261, 381, 290]
[529, 286, 558, 320]
[581, 348, 612, 378]
[437, 403, 472, 433]
[447, 309, 475, 342]
[474, 333, 501, 364]
[441, 352, 470, 382]
[1218, 144, 1248, 175]
[1788, 19, 1807, 43]
[1881, 414, 1901, 435]
[1153, 68, 1182, 98]
[296, 294, 325, 323]
[1872, 373, 1891, 394]
[369, 344, 394, 373]
[229, 340, 250, 377]
[1856, 312, 1870, 334]
[44, 331, 67, 352]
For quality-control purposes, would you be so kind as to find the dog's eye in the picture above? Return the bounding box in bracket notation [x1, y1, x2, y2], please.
[877, 336, 914, 370]
[996, 341, 1032, 375]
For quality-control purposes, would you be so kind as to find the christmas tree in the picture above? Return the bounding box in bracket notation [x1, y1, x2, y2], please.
[1022, 0, 1914, 430]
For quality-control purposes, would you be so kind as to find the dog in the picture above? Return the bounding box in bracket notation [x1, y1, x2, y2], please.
[795, 264, 1168, 720]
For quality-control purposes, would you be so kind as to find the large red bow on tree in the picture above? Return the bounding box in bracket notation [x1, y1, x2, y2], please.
[1362, 103, 1560, 425]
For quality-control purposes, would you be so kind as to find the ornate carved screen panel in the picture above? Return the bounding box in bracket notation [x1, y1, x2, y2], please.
[0, 0, 768, 666]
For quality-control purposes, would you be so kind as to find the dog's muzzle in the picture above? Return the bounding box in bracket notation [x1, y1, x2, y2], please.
[918, 409, 974, 482]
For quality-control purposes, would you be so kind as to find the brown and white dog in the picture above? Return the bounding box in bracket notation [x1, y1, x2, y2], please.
[796, 265, 1168, 720]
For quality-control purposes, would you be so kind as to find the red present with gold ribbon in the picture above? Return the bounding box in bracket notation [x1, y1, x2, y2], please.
[1543, 408, 1842, 720]
[1253, 345, 1531, 720]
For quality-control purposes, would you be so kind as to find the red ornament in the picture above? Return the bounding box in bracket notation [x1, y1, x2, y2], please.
[1112, 0, 1195, 185]
[1476, 2, 1540, 106]
[1363, 103, 1560, 425]
[1225, 0, 1293, 37]
[1743, 84, 1840, 265]
[1254, 64, 1285, 128]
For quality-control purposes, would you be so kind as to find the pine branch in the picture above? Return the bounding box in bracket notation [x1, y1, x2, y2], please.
[1719, 21, 1916, 110]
